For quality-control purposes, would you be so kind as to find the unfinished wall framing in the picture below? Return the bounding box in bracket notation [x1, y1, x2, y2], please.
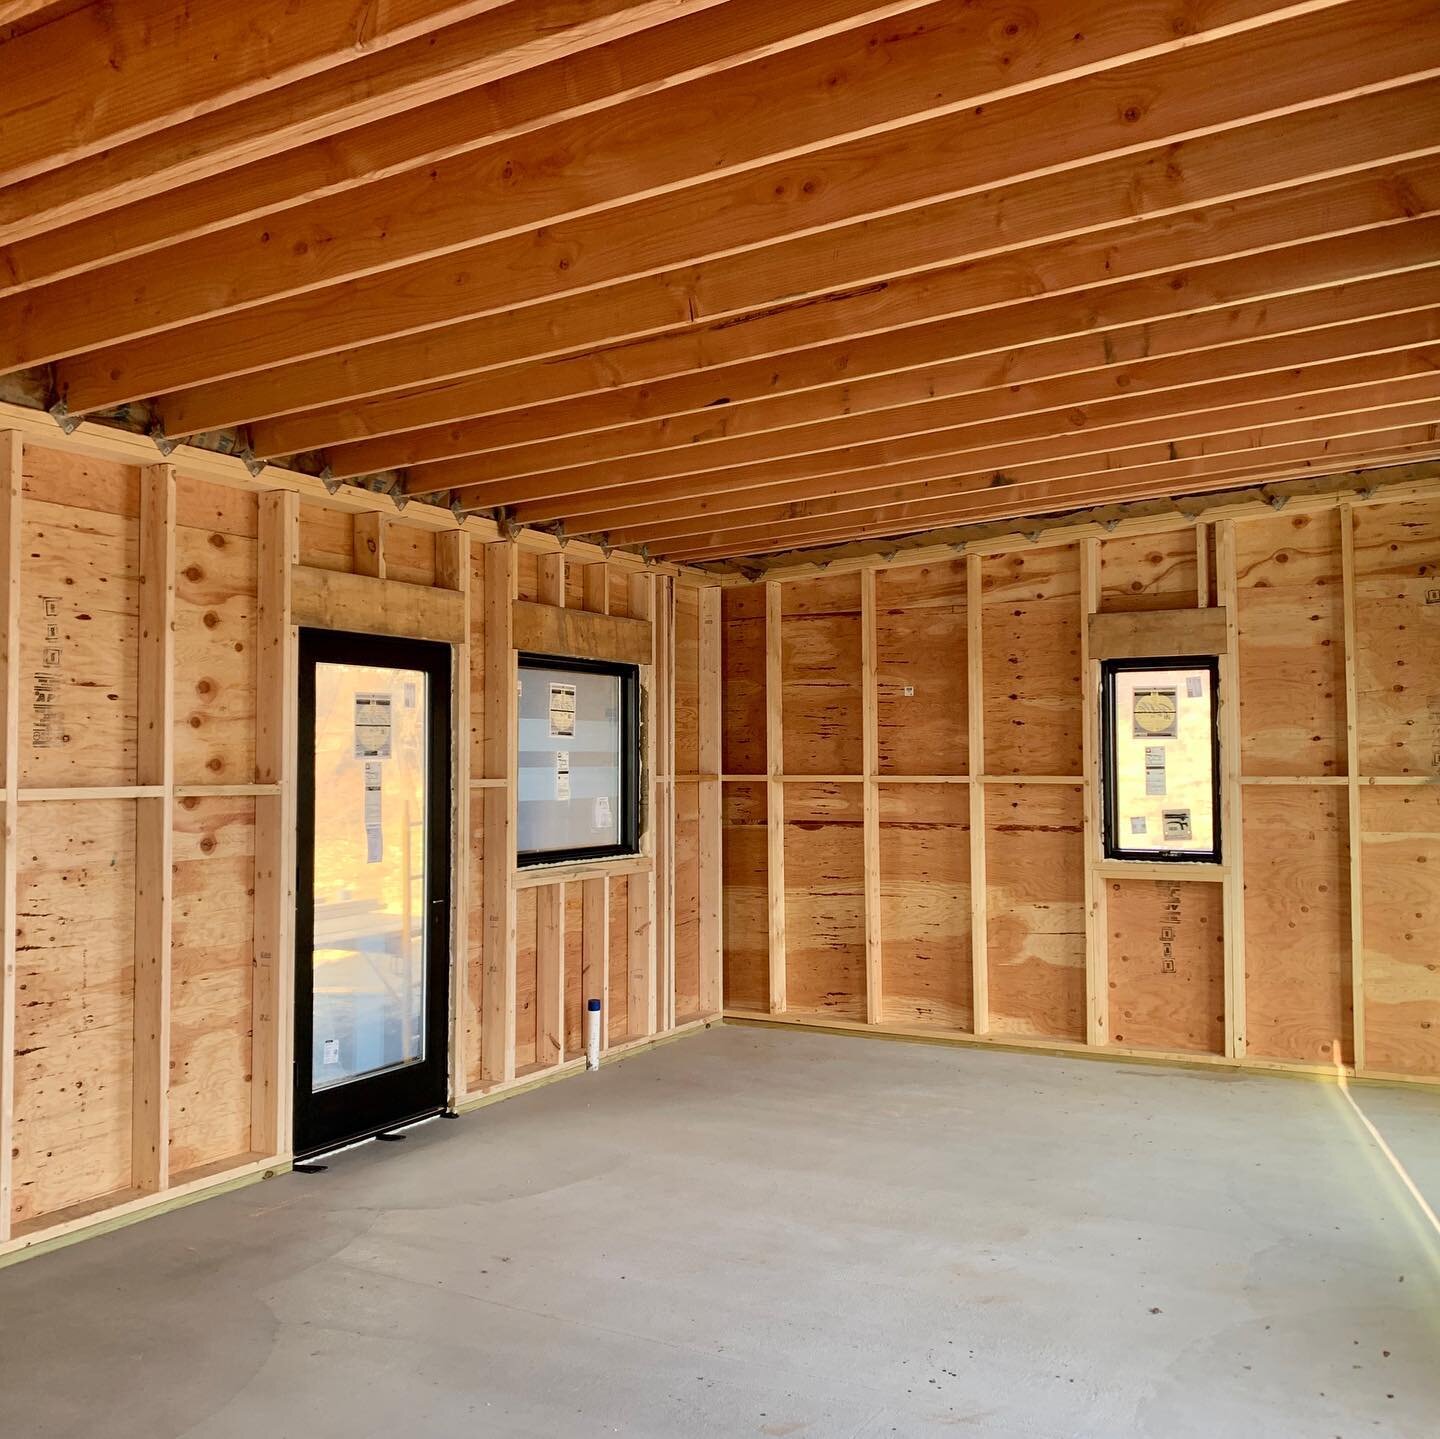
[720, 475, 1440, 1089]
[0, 414, 722, 1263]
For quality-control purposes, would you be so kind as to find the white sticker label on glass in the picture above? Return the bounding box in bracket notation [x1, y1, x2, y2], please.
[555, 750, 571, 801]
[323, 1038, 340, 1066]
[354, 692, 393, 757]
[1130, 816, 1148, 835]
[549, 682, 577, 738]
[594, 794, 612, 830]
[364, 760, 383, 862]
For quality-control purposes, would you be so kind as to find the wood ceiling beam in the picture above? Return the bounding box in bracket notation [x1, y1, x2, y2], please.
[329, 264, 1440, 479]
[404, 217, 1440, 503]
[4, 0, 1398, 379]
[494, 344, 1440, 530]
[638, 399, 1440, 554]
[247, 203, 1440, 466]
[196, 158, 1440, 454]
[58, 72, 1440, 423]
[659, 428, 1440, 559]
[666, 438, 1440, 561]
[0, 0, 520, 187]
[407, 304, 1440, 496]
[574, 371, 1440, 542]
[0, 0, 920, 272]
[0, 1, 68, 27]
[445, 304, 1440, 512]
[716, 454, 1440, 575]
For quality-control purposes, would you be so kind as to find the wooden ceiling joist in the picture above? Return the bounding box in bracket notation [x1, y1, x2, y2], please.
[92, 66, 1439, 432]
[0, 0, 922, 274]
[488, 347, 1440, 530]
[0, 0, 521, 186]
[661, 430, 1440, 560]
[682, 448, 1440, 570]
[1, 0, 1436, 563]
[654, 413, 1440, 554]
[326, 265, 1440, 478]
[245, 192, 1440, 464]
[6, 0, 1414, 389]
[573, 377, 1440, 545]
[399, 305, 1440, 496]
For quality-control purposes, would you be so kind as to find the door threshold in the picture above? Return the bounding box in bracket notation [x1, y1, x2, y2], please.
[293, 1108, 446, 1167]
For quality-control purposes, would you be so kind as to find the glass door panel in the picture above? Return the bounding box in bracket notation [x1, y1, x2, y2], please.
[295, 630, 451, 1157]
[310, 661, 429, 1090]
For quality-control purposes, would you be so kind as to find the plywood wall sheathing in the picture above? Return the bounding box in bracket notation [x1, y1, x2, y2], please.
[980, 548, 1083, 778]
[720, 585, 765, 775]
[1360, 787, 1440, 1078]
[985, 784, 1087, 1042]
[170, 796, 256, 1173]
[12, 800, 137, 1228]
[874, 557, 968, 777]
[878, 783, 971, 1028]
[782, 782, 865, 1019]
[607, 874, 630, 1045]
[721, 781, 768, 1013]
[780, 575, 863, 777]
[1106, 879, 1224, 1054]
[1242, 786, 1350, 1065]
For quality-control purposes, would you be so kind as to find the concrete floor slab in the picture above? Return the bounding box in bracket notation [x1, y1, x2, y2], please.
[1, 1025, 1437, 1438]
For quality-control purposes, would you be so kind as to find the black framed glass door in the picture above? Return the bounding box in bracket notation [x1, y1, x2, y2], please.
[294, 628, 452, 1157]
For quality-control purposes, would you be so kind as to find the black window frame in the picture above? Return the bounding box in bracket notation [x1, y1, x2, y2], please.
[516, 652, 642, 869]
[1100, 653, 1223, 865]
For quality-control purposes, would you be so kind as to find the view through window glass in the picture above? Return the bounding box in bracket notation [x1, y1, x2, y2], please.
[1103, 658, 1220, 862]
[517, 657, 638, 863]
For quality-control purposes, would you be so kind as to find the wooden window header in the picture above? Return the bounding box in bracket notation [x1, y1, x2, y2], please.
[512, 600, 652, 667]
[291, 564, 466, 643]
[1087, 607, 1229, 661]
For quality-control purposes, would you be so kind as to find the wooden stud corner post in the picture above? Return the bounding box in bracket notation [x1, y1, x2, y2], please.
[966, 554, 989, 1037]
[765, 581, 786, 1015]
[1080, 538, 1108, 1048]
[132, 462, 175, 1195]
[1216, 521, 1247, 1061]
[697, 586, 723, 1017]
[534, 552, 566, 1068]
[861, 567, 882, 1025]
[435, 529, 472, 1101]
[657, 575, 676, 1034]
[580, 561, 611, 1049]
[253, 488, 298, 1159]
[628, 571, 658, 1038]
[1340, 502, 1366, 1072]
[0, 432, 22, 1240]
[480, 541, 518, 1085]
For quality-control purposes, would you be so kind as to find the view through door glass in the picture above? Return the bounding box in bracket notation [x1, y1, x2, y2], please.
[311, 660, 430, 1091]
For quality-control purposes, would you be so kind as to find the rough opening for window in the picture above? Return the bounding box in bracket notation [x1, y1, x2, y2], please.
[1101, 656, 1221, 863]
[516, 654, 641, 866]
